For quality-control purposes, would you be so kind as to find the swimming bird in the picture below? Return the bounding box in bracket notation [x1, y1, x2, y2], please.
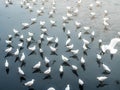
[13, 29, 19, 37]
[5, 47, 13, 57]
[33, 61, 41, 69]
[78, 78, 84, 90]
[78, 32, 82, 39]
[18, 67, 25, 76]
[5, 59, 9, 68]
[44, 57, 50, 67]
[19, 34, 24, 42]
[89, 3, 93, 10]
[44, 67, 51, 75]
[49, 46, 57, 55]
[39, 48, 44, 59]
[22, 23, 29, 29]
[66, 38, 71, 46]
[67, 12, 72, 20]
[83, 26, 90, 34]
[66, 44, 74, 52]
[65, 84, 70, 90]
[61, 55, 70, 66]
[28, 45, 36, 56]
[97, 76, 108, 83]
[70, 49, 79, 60]
[104, 10, 108, 16]
[77, 0, 82, 6]
[47, 87, 55, 90]
[62, 16, 68, 23]
[96, 0, 101, 7]
[46, 36, 54, 45]
[18, 42, 24, 51]
[24, 79, 35, 87]
[31, 18, 37, 24]
[66, 30, 71, 38]
[50, 20, 56, 26]
[75, 21, 81, 29]
[54, 37, 59, 47]
[90, 12, 96, 19]
[73, 8, 79, 16]
[49, 10, 54, 18]
[37, 9, 42, 16]
[80, 57, 86, 71]
[20, 53, 25, 63]
[5, 59, 9, 74]
[71, 65, 78, 76]
[102, 63, 111, 74]
[59, 65, 64, 78]
[40, 21, 45, 28]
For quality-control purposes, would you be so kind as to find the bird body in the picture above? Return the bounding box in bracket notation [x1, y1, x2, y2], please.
[33, 61, 41, 69]
[24, 79, 35, 87]
[18, 67, 25, 75]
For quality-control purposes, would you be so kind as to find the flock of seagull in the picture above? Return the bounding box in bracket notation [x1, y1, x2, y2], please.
[2, 0, 120, 90]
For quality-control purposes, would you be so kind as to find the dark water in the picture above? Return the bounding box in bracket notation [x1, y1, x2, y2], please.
[0, 0, 120, 90]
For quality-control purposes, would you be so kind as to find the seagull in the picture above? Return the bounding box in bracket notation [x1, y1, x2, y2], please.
[50, 20, 56, 26]
[62, 16, 68, 23]
[80, 57, 86, 70]
[20, 53, 25, 62]
[83, 26, 90, 34]
[67, 12, 72, 20]
[78, 78, 84, 90]
[104, 10, 108, 16]
[102, 63, 111, 74]
[5, 59, 9, 68]
[91, 31, 95, 41]
[18, 67, 25, 76]
[24, 79, 35, 87]
[97, 76, 108, 83]
[71, 65, 78, 76]
[77, 0, 82, 6]
[66, 30, 71, 38]
[90, 12, 96, 19]
[39, 48, 44, 59]
[65, 84, 70, 90]
[31, 18, 37, 24]
[75, 21, 81, 29]
[59, 65, 64, 78]
[47, 87, 55, 90]
[61, 55, 70, 66]
[22, 23, 29, 29]
[33, 61, 41, 69]
[96, 0, 101, 7]
[98, 39, 102, 48]
[40, 21, 45, 28]
[13, 29, 19, 36]
[66, 38, 71, 46]
[37, 9, 42, 16]
[18, 42, 24, 51]
[44, 67, 51, 75]
[66, 44, 74, 52]
[73, 8, 79, 16]
[49, 10, 54, 18]
[70, 49, 79, 60]
[55, 37, 59, 47]
[44, 57, 50, 67]
[46, 36, 54, 45]
[28, 45, 36, 56]
[8, 34, 12, 40]
[89, 3, 93, 10]
[5, 47, 12, 53]
[5, 59, 9, 74]
[14, 48, 19, 56]
[78, 32, 82, 39]
[49, 46, 57, 55]
[19, 34, 24, 42]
